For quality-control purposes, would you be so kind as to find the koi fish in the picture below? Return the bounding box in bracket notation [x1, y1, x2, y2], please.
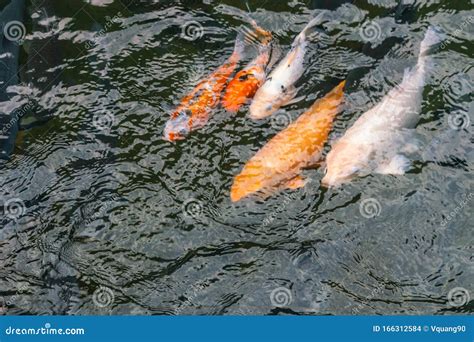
[248, 13, 325, 119]
[163, 35, 245, 141]
[221, 25, 272, 113]
[231, 81, 346, 202]
[321, 27, 441, 187]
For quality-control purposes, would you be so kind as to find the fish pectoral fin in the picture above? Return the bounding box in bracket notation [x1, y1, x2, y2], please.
[375, 154, 411, 175]
[283, 93, 305, 106]
[267, 44, 283, 70]
[284, 175, 308, 190]
[395, 129, 424, 151]
[302, 160, 323, 170]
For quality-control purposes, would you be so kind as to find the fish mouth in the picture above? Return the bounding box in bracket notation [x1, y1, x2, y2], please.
[320, 177, 336, 188]
[248, 112, 265, 120]
[251, 97, 284, 119]
[164, 110, 191, 141]
[248, 105, 275, 120]
[222, 99, 242, 113]
[164, 132, 185, 142]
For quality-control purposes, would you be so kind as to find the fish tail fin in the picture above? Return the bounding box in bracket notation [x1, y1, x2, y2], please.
[419, 26, 442, 57]
[249, 19, 272, 44]
[241, 2, 271, 44]
[296, 11, 327, 42]
[417, 26, 442, 70]
[335, 80, 346, 93]
[242, 20, 272, 48]
[230, 31, 246, 62]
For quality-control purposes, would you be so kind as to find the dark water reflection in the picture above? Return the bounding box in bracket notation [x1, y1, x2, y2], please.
[0, 0, 472, 315]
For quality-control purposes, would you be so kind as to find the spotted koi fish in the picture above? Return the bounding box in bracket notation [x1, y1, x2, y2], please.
[249, 13, 325, 119]
[163, 35, 245, 141]
[221, 25, 273, 113]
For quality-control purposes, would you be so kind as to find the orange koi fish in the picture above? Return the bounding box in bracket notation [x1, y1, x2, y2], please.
[230, 81, 346, 202]
[222, 26, 272, 113]
[164, 35, 245, 141]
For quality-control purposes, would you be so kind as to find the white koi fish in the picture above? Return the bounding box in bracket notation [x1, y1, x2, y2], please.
[321, 27, 442, 187]
[248, 12, 326, 119]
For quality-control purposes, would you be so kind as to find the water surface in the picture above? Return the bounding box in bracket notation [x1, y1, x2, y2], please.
[0, 0, 472, 315]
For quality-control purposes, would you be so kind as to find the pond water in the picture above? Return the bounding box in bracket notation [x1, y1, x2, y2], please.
[0, 0, 472, 315]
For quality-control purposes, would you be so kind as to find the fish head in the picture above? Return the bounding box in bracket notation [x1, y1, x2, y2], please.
[248, 83, 287, 119]
[249, 77, 295, 119]
[321, 140, 369, 187]
[163, 110, 191, 141]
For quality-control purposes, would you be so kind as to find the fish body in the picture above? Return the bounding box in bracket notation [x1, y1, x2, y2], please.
[164, 37, 244, 141]
[221, 33, 272, 113]
[321, 27, 441, 187]
[231, 81, 345, 202]
[249, 14, 324, 119]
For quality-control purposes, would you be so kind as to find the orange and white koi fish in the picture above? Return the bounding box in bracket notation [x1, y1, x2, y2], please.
[163, 35, 245, 141]
[222, 25, 272, 113]
[322, 27, 441, 187]
[249, 13, 325, 119]
[231, 81, 345, 202]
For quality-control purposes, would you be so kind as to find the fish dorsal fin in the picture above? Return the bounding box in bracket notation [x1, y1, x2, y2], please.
[294, 11, 327, 43]
[286, 46, 299, 66]
[402, 67, 412, 82]
[267, 44, 282, 70]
